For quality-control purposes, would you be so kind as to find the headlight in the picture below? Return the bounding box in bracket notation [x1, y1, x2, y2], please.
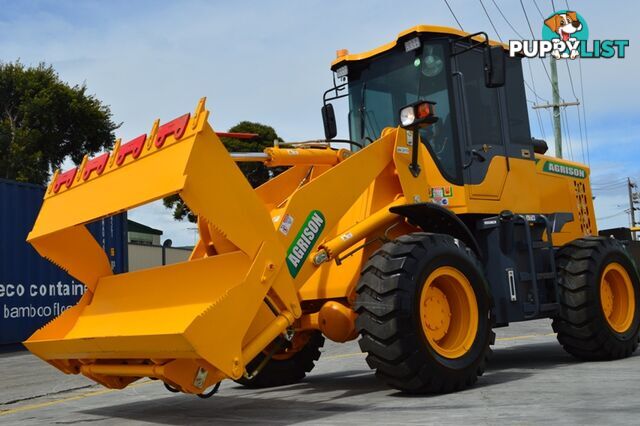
[399, 101, 437, 129]
[400, 106, 416, 127]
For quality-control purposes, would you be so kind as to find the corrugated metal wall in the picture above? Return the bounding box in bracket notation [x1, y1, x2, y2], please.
[0, 179, 128, 344]
[128, 244, 191, 271]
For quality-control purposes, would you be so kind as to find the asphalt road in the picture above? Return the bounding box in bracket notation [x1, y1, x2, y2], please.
[1, 319, 639, 425]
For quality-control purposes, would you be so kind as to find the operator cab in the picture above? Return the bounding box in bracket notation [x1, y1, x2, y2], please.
[323, 26, 533, 187]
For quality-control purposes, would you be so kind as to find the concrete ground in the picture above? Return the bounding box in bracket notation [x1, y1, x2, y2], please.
[1, 319, 638, 425]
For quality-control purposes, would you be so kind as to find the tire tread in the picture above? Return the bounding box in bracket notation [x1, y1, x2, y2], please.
[355, 232, 494, 393]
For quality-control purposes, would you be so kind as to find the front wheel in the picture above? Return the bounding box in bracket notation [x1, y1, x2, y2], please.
[354, 233, 494, 394]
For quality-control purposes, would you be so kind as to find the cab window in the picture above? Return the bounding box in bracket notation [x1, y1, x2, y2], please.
[348, 41, 461, 183]
[455, 50, 503, 147]
[504, 57, 532, 146]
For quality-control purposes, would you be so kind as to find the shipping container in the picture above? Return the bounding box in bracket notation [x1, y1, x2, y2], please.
[0, 178, 128, 345]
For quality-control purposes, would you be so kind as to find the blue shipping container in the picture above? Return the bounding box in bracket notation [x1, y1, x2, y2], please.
[0, 178, 128, 344]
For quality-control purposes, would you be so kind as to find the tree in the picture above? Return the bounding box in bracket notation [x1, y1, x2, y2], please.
[163, 121, 283, 222]
[0, 61, 118, 185]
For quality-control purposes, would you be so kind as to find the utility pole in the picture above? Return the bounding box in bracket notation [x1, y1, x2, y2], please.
[531, 57, 580, 159]
[549, 57, 562, 158]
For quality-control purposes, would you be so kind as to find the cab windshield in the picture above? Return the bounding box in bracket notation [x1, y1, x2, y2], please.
[348, 40, 459, 181]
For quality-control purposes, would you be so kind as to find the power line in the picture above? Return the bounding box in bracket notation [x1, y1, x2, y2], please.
[526, 90, 547, 139]
[574, 104, 586, 164]
[524, 74, 549, 137]
[443, 0, 464, 31]
[593, 178, 629, 184]
[563, 106, 575, 161]
[523, 0, 584, 161]
[545, 109, 554, 142]
[479, 0, 503, 42]
[592, 179, 628, 187]
[532, 0, 547, 19]
[524, 56, 551, 139]
[519, 0, 557, 98]
[565, 107, 575, 162]
[486, 0, 559, 146]
[579, 59, 591, 166]
[535, 109, 547, 140]
[564, 61, 586, 163]
[592, 183, 628, 189]
[560, 106, 574, 161]
[559, 105, 570, 160]
[488, 0, 549, 139]
[593, 176, 628, 182]
[591, 183, 627, 192]
[521, 0, 539, 40]
[524, 80, 548, 139]
[523, 79, 548, 103]
[563, 0, 591, 166]
[490, 0, 525, 39]
[593, 177, 628, 185]
[564, 61, 579, 99]
[592, 182, 629, 191]
[591, 178, 629, 188]
[597, 211, 627, 221]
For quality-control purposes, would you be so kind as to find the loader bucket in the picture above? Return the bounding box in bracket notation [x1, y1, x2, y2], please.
[24, 97, 398, 393]
[24, 98, 302, 393]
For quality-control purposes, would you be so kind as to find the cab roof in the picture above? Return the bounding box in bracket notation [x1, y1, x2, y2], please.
[331, 25, 508, 70]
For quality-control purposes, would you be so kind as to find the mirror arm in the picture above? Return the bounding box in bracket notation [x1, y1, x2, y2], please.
[409, 130, 421, 177]
[323, 83, 348, 105]
[449, 32, 489, 57]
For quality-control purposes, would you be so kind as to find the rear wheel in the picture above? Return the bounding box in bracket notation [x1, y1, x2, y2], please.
[355, 233, 493, 394]
[553, 237, 640, 360]
[236, 331, 324, 388]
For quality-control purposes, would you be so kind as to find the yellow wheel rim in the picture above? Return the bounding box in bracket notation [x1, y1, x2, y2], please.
[600, 262, 636, 333]
[420, 266, 479, 359]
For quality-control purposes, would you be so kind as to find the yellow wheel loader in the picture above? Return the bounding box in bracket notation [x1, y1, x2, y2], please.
[25, 26, 640, 395]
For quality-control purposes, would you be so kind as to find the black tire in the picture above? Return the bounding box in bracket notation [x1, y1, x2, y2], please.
[354, 232, 494, 394]
[235, 331, 324, 388]
[553, 236, 640, 360]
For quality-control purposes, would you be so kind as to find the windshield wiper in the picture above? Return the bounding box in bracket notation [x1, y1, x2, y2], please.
[359, 82, 367, 140]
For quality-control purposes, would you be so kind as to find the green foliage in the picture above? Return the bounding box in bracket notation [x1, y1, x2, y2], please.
[163, 121, 285, 222]
[0, 61, 118, 185]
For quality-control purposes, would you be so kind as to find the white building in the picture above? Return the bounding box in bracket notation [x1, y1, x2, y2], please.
[127, 220, 191, 271]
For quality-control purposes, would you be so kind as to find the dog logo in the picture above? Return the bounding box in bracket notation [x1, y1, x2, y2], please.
[543, 10, 586, 59]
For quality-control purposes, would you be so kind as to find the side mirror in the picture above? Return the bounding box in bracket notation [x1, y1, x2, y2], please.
[321, 103, 337, 140]
[484, 45, 505, 88]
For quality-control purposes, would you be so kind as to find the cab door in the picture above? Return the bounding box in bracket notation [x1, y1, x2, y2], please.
[453, 48, 508, 200]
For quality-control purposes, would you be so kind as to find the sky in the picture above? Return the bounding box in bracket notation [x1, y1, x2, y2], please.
[1, 0, 638, 246]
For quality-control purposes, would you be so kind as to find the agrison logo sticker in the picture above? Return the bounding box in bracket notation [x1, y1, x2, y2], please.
[509, 10, 628, 59]
[286, 210, 325, 277]
[543, 160, 587, 179]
